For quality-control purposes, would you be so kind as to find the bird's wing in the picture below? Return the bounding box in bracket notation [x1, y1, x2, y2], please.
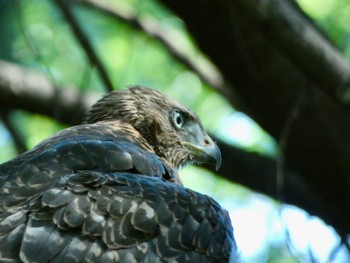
[0, 121, 177, 185]
[0, 122, 236, 262]
[0, 171, 235, 263]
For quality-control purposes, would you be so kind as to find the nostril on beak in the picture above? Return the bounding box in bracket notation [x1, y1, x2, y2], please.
[204, 138, 210, 145]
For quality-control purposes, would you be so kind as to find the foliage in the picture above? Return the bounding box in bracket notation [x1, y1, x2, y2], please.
[297, 0, 350, 59]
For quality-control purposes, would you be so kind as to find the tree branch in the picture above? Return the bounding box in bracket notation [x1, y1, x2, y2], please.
[74, 0, 242, 107]
[232, 0, 350, 109]
[0, 60, 98, 125]
[212, 139, 327, 225]
[54, 0, 115, 92]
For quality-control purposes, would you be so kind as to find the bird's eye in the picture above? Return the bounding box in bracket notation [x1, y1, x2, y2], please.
[172, 110, 185, 129]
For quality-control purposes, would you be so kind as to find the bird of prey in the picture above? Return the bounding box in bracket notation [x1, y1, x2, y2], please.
[0, 86, 238, 262]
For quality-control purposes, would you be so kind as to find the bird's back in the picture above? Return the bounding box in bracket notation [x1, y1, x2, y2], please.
[0, 121, 236, 262]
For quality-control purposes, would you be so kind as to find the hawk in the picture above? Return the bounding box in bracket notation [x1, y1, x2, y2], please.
[0, 86, 238, 262]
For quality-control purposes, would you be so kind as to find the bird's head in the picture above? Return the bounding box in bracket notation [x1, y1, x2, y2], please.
[83, 86, 221, 171]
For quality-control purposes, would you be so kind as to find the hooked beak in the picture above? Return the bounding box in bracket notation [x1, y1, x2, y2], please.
[183, 135, 222, 171]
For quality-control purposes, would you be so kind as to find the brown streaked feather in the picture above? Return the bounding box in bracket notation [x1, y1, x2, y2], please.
[83, 86, 203, 170]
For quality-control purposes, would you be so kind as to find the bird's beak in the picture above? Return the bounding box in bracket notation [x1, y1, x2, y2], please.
[183, 134, 222, 171]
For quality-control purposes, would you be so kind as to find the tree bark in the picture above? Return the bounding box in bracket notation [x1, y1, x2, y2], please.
[159, 0, 350, 238]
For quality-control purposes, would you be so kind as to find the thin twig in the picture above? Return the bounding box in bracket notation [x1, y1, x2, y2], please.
[277, 90, 305, 201]
[276, 90, 305, 260]
[54, 0, 115, 92]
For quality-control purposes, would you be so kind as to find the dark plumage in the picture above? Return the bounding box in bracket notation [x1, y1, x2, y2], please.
[0, 86, 237, 262]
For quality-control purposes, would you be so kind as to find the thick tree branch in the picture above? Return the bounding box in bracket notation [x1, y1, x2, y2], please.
[0, 60, 97, 125]
[234, 0, 350, 107]
[213, 139, 327, 225]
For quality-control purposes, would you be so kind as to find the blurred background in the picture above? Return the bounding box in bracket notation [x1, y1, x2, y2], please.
[0, 0, 350, 262]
